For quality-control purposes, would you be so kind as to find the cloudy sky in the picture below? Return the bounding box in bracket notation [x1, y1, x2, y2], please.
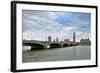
[22, 10, 91, 42]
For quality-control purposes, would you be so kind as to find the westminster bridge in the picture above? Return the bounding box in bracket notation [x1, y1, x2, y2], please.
[23, 40, 78, 50]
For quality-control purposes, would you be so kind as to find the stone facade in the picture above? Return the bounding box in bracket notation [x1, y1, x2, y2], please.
[79, 38, 91, 45]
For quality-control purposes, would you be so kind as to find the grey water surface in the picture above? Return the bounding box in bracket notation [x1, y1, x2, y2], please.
[22, 46, 91, 63]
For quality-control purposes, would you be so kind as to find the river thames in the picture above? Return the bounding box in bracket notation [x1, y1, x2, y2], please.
[22, 46, 91, 63]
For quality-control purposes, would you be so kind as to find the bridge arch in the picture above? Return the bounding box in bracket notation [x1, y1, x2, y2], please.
[23, 43, 45, 50]
[69, 43, 74, 46]
[49, 43, 61, 48]
[62, 43, 69, 47]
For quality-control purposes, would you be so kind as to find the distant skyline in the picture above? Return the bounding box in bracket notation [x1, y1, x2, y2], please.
[22, 10, 91, 42]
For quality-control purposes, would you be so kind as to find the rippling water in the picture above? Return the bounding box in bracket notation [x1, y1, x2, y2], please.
[22, 46, 91, 63]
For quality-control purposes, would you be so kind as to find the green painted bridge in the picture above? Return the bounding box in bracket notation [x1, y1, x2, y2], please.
[23, 40, 77, 50]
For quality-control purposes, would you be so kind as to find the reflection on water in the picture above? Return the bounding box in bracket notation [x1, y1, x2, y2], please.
[22, 46, 91, 63]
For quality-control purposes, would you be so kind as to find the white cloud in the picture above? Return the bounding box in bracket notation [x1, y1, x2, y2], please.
[22, 10, 90, 42]
[63, 27, 75, 31]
